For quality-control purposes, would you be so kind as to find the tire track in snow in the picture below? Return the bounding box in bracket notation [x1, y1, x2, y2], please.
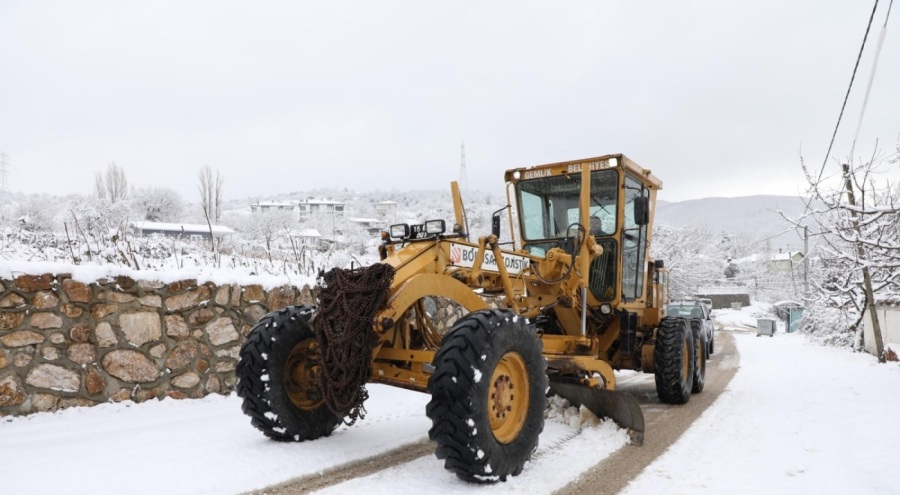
[255, 401, 625, 494]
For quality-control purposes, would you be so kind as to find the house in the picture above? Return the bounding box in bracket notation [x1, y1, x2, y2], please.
[298, 198, 344, 216]
[275, 228, 323, 249]
[130, 221, 235, 241]
[767, 250, 805, 271]
[348, 217, 384, 236]
[861, 295, 900, 357]
[695, 286, 751, 309]
[249, 201, 296, 213]
[374, 200, 397, 218]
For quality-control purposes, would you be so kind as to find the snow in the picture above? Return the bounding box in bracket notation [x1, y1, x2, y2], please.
[0, 259, 313, 291]
[2, 310, 899, 494]
[622, 332, 900, 495]
[130, 221, 235, 235]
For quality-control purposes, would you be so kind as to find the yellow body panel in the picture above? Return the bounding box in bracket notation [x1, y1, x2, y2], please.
[369, 154, 667, 394]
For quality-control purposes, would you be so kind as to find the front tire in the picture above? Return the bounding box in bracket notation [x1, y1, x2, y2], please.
[654, 318, 695, 404]
[426, 309, 547, 483]
[236, 306, 341, 441]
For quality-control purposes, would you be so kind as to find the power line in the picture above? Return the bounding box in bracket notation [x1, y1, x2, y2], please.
[816, 0, 881, 184]
[850, 0, 894, 158]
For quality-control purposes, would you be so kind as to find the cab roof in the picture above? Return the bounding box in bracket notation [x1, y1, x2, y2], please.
[503, 153, 663, 191]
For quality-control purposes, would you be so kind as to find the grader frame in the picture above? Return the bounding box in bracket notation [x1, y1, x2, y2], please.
[237, 153, 705, 484]
[370, 154, 667, 393]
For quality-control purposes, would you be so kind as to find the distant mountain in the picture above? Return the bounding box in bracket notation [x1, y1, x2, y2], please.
[654, 195, 812, 248]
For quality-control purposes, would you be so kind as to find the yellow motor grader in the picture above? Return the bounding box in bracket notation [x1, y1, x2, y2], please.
[236, 154, 707, 483]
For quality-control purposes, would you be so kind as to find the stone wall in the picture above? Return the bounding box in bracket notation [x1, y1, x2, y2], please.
[0, 273, 315, 417]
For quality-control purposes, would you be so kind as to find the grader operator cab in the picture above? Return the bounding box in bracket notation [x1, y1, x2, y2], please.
[236, 154, 707, 483]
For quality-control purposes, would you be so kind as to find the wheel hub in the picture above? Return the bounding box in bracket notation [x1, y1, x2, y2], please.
[489, 352, 530, 444]
[285, 339, 326, 411]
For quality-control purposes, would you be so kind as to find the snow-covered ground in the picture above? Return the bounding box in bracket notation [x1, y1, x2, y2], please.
[2, 308, 898, 494]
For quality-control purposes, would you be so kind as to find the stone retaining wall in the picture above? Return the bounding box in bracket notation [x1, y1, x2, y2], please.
[0, 273, 315, 417]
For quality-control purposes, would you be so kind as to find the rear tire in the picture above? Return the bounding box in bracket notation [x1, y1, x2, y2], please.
[709, 331, 715, 356]
[236, 306, 341, 441]
[654, 318, 694, 404]
[426, 309, 547, 483]
[689, 321, 706, 394]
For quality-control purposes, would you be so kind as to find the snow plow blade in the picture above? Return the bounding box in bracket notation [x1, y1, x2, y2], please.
[548, 381, 645, 445]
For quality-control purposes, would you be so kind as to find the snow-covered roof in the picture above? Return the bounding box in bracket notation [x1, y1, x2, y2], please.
[299, 198, 343, 205]
[375, 200, 397, 205]
[773, 300, 803, 308]
[349, 217, 381, 224]
[874, 294, 900, 306]
[130, 221, 235, 235]
[696, 286, 750, 295]
[251, 201, 296, 207]
[770, 251, 803, 261]
[295, 228, 322, 238]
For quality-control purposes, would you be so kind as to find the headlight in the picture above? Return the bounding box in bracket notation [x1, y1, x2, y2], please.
[599, 304, 612, 315]
[389, 224, 409, 239]
[425, 219, 446, 235]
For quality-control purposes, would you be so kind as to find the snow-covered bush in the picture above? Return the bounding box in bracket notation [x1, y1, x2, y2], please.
[799, 299, 856, 348]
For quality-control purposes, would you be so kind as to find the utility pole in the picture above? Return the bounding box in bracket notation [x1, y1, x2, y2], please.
[843, 163, 885, 363]
[803, 224, 809, 301]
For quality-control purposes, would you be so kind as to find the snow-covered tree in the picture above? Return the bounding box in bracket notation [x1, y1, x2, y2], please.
[651, 224, 724, 298]
[14, 194, 58, 231]
[794, 147, 900, 361]
[198, 165, 224, 223]
[94, 162, 129, 203]
[130, 187, 184, 222]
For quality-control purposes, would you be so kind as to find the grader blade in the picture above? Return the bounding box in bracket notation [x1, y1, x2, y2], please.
[548, 381, 645, 445]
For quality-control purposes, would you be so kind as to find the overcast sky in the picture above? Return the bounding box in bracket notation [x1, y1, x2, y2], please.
[1, 1, 897, 203]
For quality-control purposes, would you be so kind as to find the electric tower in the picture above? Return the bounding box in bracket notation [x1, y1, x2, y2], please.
[459, 142, 468, 191]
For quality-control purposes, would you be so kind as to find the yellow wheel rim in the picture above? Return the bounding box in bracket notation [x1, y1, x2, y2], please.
[682, 339, 691, 383]
[285, 339, 325, 411]
[489, 352, 530, 444]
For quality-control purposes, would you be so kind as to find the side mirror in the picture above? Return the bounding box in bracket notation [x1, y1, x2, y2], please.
[634, 196, 649, 226]
[491, 212, 501, 237]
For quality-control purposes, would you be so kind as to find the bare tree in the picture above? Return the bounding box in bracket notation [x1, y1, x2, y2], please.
[198, 165, 224, 223]
[198, 165, 224, 257]
[95, 162, 129, 203]
[794, 146, 900, 362]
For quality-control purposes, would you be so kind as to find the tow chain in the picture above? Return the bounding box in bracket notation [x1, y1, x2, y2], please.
[313, 263, 395, 425]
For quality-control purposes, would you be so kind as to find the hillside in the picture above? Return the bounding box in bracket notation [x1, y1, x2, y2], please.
[654, 195, 811, 249]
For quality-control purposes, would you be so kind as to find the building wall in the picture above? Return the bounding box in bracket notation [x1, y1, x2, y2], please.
[137, 228, 212, 241]
[695, 293, 751, 310]
[862, 305, 900, 356]
[0, 273, 316, 417]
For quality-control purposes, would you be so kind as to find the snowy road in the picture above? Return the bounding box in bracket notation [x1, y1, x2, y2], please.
[2, 313, 899, 494]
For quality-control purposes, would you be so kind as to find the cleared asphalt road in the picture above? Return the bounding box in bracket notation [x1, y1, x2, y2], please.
[554, 330, 741, 495]
[251, 331, 740, 495]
